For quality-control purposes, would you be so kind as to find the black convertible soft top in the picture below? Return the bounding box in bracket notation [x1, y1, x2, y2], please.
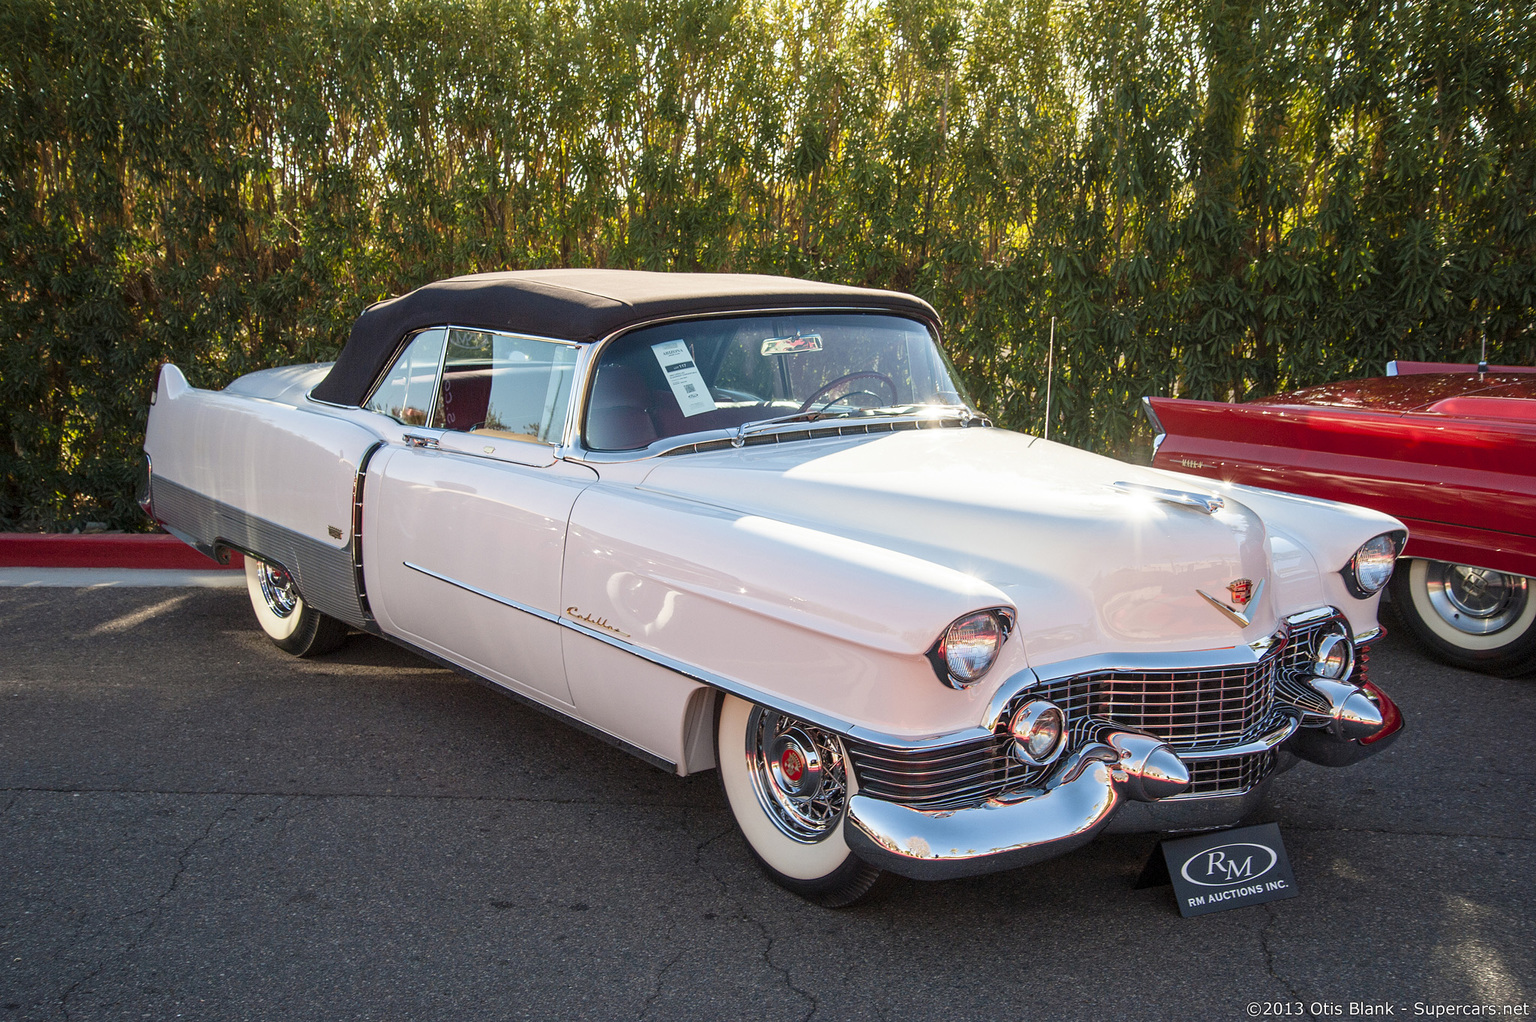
[309, 269, 939, 407]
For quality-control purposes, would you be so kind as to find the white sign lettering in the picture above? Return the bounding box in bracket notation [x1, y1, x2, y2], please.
[1180, 842, 1279, 887]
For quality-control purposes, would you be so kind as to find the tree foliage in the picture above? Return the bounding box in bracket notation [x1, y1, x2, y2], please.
[2, 0, 1532, 528]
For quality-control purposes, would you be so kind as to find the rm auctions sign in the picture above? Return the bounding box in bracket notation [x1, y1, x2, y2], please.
[1161, 822, 1299, 917]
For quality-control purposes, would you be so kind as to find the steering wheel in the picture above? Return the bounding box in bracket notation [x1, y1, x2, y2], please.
[797, 372, 899, 414]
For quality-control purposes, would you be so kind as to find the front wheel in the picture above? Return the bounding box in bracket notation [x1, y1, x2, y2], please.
[1389, 557, 1536, 677]
[715, 694, 880, 907]
[244, 556, 349, 657]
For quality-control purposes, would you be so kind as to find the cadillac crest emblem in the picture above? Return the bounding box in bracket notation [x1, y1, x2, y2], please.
[1197, 577, 1266, 628]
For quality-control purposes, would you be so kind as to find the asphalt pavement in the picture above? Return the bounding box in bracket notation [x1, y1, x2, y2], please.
[2, 585, 1531, 1021]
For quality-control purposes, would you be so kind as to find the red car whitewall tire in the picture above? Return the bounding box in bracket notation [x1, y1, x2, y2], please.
[1390, 558, 1536, 678]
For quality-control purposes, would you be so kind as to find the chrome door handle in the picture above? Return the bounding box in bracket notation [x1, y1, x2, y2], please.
[402, 433, 439, 449]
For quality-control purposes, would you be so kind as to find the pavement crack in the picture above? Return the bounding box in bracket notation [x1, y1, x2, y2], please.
[160, 794, 241, 901]
[696, 823, 734, 856]
[1259, 901, 1315, 1020]
[690, 816, 816, 1020]
[58, 796, 243, 1021]
[761, 926, 819, 1021]
[638, 946, 688, 1021]
[636, 819, 738, 1019]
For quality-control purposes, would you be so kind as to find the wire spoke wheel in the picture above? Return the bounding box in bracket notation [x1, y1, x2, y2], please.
[716, 695, 880, 906]
[745, 708, 850, 842]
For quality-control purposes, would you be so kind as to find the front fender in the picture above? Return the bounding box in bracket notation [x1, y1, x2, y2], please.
[561, 485, 1017, 736]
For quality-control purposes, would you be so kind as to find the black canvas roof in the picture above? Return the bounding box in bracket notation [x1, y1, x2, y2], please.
[309, 269, 940, 407]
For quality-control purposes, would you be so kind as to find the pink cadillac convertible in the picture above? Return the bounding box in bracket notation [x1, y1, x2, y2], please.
[144, 270, 1404, 905]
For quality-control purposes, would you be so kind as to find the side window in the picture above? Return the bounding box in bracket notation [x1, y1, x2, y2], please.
[431, 328, 577, 444]
[364, 328, 447, 425]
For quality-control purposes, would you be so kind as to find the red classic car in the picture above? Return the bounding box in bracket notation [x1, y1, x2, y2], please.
[1144, 362, 1536, 677]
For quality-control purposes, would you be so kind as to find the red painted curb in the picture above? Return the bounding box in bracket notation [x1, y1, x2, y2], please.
[0, 534, 244, 570]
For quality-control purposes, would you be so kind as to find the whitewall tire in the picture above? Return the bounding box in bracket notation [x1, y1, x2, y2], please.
[1390, 558, 1536, 678]
[715, 693, 880, 907]
[244, 557, 349, 657]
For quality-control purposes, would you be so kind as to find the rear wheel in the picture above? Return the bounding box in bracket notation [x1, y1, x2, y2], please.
[244, 557, 349, 657]
[1390, 558, 1536, 677]
[715, 694, 880, 907]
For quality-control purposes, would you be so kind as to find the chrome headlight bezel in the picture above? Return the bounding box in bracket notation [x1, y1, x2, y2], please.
[1341, 531, 1406, 599]
[929, 608, 1015, 689]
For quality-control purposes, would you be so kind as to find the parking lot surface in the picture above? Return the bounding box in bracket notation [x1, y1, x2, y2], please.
[2, 585, 1532, 1021]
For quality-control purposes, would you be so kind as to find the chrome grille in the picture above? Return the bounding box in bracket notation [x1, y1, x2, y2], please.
[1278, 615, 1329, 714]
[1174, 751, 1277, 799]
[848, 628, 1319, 809]
[1282, 619, 1324, 679]
[1275, 613, 1369, 718]
[1031, 651, 1281, 753]
[846, 735, 1043, 811]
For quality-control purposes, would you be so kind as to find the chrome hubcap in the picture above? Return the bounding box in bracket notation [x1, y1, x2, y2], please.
[257, 562, 300, 618]
[1425, 561, 1529, 635]
[745, 708, 848, 843]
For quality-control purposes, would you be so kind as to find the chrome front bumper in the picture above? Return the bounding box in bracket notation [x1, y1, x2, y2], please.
[844, 685, 1402, 881]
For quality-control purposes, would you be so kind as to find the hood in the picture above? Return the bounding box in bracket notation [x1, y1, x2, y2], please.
[637, 426, 1281, 666]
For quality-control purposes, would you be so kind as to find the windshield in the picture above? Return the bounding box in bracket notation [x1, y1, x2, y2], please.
[583, 313, 972, 451]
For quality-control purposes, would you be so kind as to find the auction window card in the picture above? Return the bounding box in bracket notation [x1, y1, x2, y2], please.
[651, 339, 717, 417]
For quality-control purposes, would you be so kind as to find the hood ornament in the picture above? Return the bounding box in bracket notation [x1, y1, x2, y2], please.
[1113, 480, 1225, 515]
[1198, 578, 1266, 628]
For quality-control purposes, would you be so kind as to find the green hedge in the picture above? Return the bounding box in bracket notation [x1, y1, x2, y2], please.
[3, 0, 1532, 529]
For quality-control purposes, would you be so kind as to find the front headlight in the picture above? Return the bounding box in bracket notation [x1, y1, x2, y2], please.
[1342, 532, 1403, 598]
[931, 609, 1014, 688]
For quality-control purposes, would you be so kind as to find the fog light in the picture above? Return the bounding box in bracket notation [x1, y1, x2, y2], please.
[1009, 700, 1066, 767]
[1313, 629, 1354, 680]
